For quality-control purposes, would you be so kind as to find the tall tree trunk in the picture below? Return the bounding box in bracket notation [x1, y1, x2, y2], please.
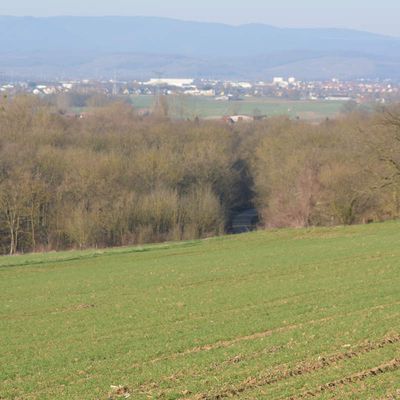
[6, 208, 20, 255]
[30, 203, 36, 252]
[9, 227, 15, 255]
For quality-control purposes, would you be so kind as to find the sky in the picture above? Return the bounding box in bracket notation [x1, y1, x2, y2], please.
[1, 0, 399, 37]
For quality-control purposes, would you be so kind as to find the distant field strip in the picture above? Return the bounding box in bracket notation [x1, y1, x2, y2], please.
[130, 95, 345, 120]
[0, 222, 399, 399]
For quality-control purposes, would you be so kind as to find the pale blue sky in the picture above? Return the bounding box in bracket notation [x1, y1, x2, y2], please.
[1, 0, 399, 37]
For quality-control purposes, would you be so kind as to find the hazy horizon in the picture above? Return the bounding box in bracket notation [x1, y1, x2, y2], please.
[1, 0, 399, 37]
[1, 14, 400, 39]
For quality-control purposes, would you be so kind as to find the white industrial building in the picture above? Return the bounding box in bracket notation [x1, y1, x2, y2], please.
[144, 78, 195, 88]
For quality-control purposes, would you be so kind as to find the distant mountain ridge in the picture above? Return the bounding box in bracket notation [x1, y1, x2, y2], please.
[0, 16, 400, 80]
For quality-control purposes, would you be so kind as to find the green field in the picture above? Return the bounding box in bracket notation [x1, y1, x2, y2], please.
[1, 222, 400, 399]
[130, 95, 345, 120]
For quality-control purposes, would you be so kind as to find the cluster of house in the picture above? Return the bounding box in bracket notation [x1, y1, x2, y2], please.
[126, 77, 400, 103]
[1, 76, 399, 104]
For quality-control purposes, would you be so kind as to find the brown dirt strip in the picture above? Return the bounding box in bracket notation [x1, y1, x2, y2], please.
[286, 358, 400, 400]
[132, 301, 400, 368]
[183, 334, 400, 400]
[133, 345, 287, 395]
[379, 389, 400, 400]
[133, 315, 334, 369]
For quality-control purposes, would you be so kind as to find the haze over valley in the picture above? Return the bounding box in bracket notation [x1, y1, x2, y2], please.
[1, 16, 400, 80]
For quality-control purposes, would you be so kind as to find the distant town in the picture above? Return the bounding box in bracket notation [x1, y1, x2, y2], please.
[1, 77, 399, 105]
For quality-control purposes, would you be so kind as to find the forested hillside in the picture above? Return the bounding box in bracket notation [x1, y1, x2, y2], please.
[0, 95, 400, 255]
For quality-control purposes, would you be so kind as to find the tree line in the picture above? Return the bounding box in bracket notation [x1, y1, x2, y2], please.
[0, 95, 399, 255]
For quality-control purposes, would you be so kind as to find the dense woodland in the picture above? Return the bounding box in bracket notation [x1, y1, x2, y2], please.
[0, 95, 400, 255]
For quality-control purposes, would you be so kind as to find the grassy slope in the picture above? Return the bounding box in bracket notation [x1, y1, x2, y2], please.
[1, 222, 400, 399]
